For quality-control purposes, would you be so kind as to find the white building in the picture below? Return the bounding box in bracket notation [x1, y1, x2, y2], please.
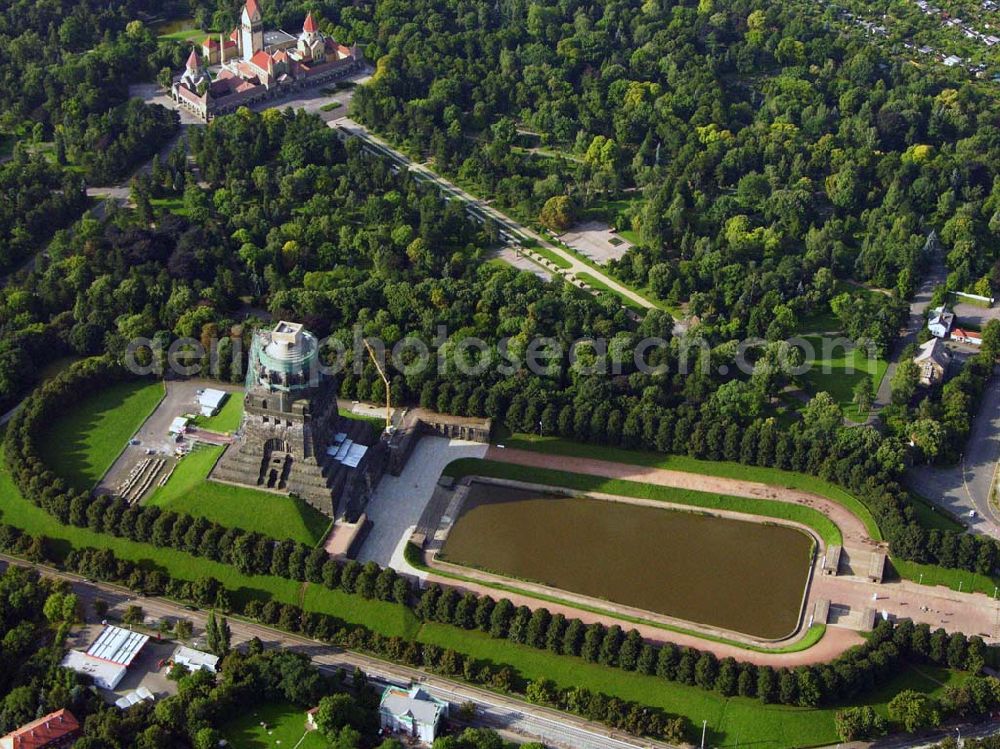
[172, 646, 219, 673]
[927, 306, 955, 338]
[379, 685, 448, 744]
[952, 327, 983, 346]
[61, 625, 150, 690]
[198, 388, 229, 417]
[169, 415, 190, 435]
[943, 54, 963, 66]
[61, 651, 128, 690]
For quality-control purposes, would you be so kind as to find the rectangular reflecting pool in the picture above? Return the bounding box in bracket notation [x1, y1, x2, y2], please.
[440, 482, 814, 640]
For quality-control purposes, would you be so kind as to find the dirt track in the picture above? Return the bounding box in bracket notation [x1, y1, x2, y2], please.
[464, 447, 1000, 664]
[485, 447, 876, 548]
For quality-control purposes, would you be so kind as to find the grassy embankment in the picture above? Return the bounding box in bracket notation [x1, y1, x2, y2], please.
[38, 379, 165, 491]
[0, 385, 975, 748]
[498, 434, 880, 540]
[146, 444, 331, 547]
[191, 393, 243, 433]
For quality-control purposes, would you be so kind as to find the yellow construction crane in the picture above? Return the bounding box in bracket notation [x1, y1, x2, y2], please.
[363, 338, 392, 432]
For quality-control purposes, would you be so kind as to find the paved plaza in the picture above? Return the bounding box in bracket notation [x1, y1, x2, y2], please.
[355, 436, 488, 567]
[557, 220, 633, 265]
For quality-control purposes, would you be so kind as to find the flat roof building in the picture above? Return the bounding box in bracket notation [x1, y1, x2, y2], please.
[87, 625, 150, 666]
[60, 651, 128, 690]
[169, 415, 190, 435]
[172, 646, 219, 673]
[198, 388, 228, 417]
[61, 625, 150, 690]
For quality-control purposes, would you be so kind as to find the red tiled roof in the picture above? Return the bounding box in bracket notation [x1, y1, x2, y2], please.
[274, 49, 289, 63]
[303, 12, 318, 33]
[244, 0, 261, 21]
[230, 27, 239, 41]
[224, 39, 237, 48]
[2, 710, 80, 749]
[251, 50, 272, 70]
[186, 47, 200, 69]
[203, 37, 220, 48]
[178, 86, 204, 103]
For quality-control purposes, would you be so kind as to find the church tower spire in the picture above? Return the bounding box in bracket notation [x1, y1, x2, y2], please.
[241, 0, 264, 61]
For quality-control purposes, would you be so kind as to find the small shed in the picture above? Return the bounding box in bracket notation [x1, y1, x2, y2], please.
[823, 546, 842, 575]
[198, 388, 228, 417]
[813, 599, 830, 625]
[169, 416, 190, 435]
[867, 551, 887, 583]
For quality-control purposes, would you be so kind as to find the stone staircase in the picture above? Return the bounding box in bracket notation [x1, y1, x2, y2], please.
[210, 415, 384, 521]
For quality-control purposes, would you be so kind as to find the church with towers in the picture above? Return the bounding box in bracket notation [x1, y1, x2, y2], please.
[173, 0, 361, 121]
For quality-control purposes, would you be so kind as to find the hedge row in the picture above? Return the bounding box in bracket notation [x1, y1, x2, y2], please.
[44, 539, 687, 743]
[3, 361, 996, 727]
[411, 581, 990, 708]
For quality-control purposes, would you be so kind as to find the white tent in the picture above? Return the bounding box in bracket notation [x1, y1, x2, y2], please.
[198, 389, 228, 417]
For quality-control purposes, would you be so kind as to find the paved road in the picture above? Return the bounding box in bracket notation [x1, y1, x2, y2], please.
[0, 555, 674, 749]
[329, 118, 674, 324]
[909, 368, 1000, 536]
[873, 256, 948, 412]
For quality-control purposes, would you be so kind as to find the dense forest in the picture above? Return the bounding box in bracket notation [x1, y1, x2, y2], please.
[4, 0, 1000, 740]
[349, 0, 1000, 333]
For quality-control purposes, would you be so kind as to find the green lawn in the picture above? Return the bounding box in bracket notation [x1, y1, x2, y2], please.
[338, 408, 386, 432]
[153, 18, 212, 42]
[146, 445, 331, 546]
[221, 701, 327, 749]
[499, 434, 882, 540]
[150, 197, 190, 217]
[417, 623, 962, 749]
[443, 458, 841, 546]
[889, 557, 1000, 598]
[39, 379, 165, 491]
[0, 441, 417, 636]
[576, 271, 647, 314]
[799, 335, 888, 422]
[579, 196, 642, 226]
[192, 393, 242, 433]
[908, 492, 965, 533]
